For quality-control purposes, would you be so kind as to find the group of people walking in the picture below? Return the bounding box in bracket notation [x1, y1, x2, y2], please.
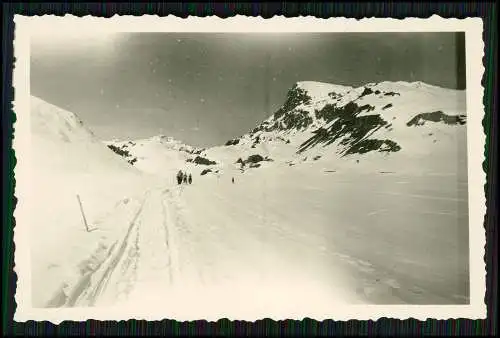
[176, 170, 192, 185]
[176, 169, 238, 186]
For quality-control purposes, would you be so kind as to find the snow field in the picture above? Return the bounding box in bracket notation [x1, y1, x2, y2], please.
[25, 76, 470, 315]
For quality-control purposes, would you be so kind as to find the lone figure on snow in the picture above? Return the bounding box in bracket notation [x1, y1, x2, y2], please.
[232, 177, 235, 184]
[188, 174, 192, 184]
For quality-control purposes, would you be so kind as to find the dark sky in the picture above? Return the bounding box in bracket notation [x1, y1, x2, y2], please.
[31, 32, 466, 147]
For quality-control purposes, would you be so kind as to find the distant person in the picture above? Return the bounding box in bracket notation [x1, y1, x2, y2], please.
[232, 177, 235, 184]
[183, 172, 188, 184]
[188, 174, 192, 184]
[176, 170, 183, 185]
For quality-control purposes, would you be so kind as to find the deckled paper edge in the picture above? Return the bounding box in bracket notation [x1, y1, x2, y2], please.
[12, 14, 486, 323]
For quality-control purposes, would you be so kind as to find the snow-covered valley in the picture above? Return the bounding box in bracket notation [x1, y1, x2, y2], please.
[26, 80, 470, 317]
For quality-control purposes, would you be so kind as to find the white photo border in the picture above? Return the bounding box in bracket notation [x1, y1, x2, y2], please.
[12, 14, 486, 323]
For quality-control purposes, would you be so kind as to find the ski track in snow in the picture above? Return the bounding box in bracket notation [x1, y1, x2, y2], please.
[61, 176, 467, 309]
[63, 193, 148, 307]
[60, 188, 180, 307]
[59, 184, 209, 309]
[49, 173, 469, 310]
[58, 181, 361, 310]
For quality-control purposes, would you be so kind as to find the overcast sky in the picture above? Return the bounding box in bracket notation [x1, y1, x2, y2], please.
[31, 32, 466, 147]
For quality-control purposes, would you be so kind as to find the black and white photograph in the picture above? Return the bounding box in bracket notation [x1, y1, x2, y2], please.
[13, 16, 486, 321]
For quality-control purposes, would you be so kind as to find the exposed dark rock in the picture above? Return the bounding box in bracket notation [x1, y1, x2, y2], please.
[359, 104, 376, 113]
[273, 84, 312, 120]
[107, 144, 130, 157]
[300, 101, 401, 156]
[360, 87, 374, 97]
[246, 154, 265, 163]
[407, 111, 466, 127]
[193, 156, 217, 165]
[179, 146, 197, 154]
[225, 138, 240, 146]
[107, 144, 138, 166]
[345, 139, 401, 155]
[259, 109, 314, 134]
[200, 169, 212, 176]
[384, 91, 400, 96]
[315, 102, 361, 123]
[328, 92, 342, 99]
[282, 109, 314, 131]
[382, 103, 393, 110]
[236, 154, 272, 168]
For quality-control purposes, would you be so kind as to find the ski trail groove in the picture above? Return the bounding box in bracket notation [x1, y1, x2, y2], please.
[67, 193, 149, 307]
[164, 186, 218, 285]
[160, 194, 173, 284]
[160, 188, 180, 285]
[87, 198, 146, 305]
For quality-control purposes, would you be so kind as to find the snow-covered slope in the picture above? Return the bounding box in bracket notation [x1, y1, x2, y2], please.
[104, 136, 215, 180]
[31, 96, 142, 177]
[30, 96, 155, 307]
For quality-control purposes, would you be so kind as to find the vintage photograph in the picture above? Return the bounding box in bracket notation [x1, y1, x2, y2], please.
[13, 16, 486, 321]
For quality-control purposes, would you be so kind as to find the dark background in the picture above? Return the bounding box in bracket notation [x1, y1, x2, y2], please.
[2, 2, 497, 336]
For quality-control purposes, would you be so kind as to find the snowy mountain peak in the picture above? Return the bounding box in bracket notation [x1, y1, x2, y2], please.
[295, 81, 354, 100]
[151, 134, 177, 143]
[104, 134, 206, 177]
[106, 135, 198, 153]
[99, 80, 466, 178]
[218, 80, 467, 170]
